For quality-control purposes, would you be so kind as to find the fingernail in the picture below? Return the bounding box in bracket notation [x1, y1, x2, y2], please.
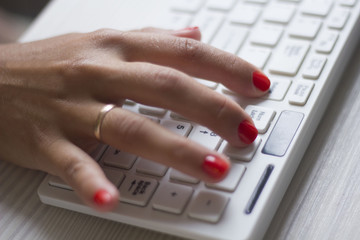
[253, 71, 270, 92]
[93, 189, 112, 206]
[202, 155, 229, 179]
[175, 26, 199, 32]
[238, 120, 258, 144]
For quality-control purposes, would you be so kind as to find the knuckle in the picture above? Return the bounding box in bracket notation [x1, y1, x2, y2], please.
[62, 156, 87, 182]
[228, 54, 240, 73]
[89, 29, 133, 59]
[152, 68, 185, 93]
[88, 28, 121, 44]
[59, 57, 96, 79]
[215, 95, 230, 121]
[177, 37, 202, 60]
[117, 114, 148, 146]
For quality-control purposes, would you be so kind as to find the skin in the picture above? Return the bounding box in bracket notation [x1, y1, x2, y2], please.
[0, 27, 268, 211]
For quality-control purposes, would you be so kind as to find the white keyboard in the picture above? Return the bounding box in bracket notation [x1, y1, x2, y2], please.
[31, 0, 360, 239]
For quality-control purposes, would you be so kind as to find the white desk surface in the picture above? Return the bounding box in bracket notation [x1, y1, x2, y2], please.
[2, 5, 360, 240]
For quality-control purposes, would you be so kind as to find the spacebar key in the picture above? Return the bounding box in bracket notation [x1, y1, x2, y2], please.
[262, 111, 304, 157]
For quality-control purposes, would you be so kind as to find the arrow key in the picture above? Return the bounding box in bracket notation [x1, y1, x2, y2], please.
[119, 175, 158, 206]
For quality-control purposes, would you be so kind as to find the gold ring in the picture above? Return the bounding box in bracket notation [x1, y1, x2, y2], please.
[94, 104, 116, 141]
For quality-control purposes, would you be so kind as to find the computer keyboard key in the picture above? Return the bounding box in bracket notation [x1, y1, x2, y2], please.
[262, 3, 296, 24]
[136, 158, 168, 177]
[90, 144, 107, 162]
[188, 191, 229, 223]
[162, 12, 193, 29]
[138, 104, 167, 117]
[170, 111, 189, 121]
[123, 99, 136, 106]
[206, 0, 236, 11]
[245, 106, 276, 134]
[263, 78, 292, 101]
[250, 24, 283, 47]
[269, 39, 310, 76]
[315, 30, 339, 54]
[195, 78, 219, 89]
[170, 0, 205, 13]
[328, 8, 350, 30]
[160, 119, 192, 137]
[221, 138, 262, 162]
[103, 168, 125, 187]
[262, 111, 304, 157]
[211, 24, 248, 54]
[288, 17, 322, 40]
[339, 0, 358, 7]
[189, 126, 222, 150]
[119, 175, 158, 206]
[229, 3, 262, 25]
[288, 80, 314, 106]
[245, 0, 269, 3]
[301, 0, 333, 17]
[191, 10, 224, 44]
[238, 46, 271, 70]
[302, 55, 327, 79]
[102, 147, 137, 170]
[170, 169, 200, 184]
[206, 163, 246, 192]
[152, 182, 193, 214]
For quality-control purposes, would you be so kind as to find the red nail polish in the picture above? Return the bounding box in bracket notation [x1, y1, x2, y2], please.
[93, 189, 112, 206]
[176, 26, 199, 32]
[238, 120, 258, 144]
[183, 26, 199, 31]
[202, 155, 229, 179]
[253, 71, 270, 92]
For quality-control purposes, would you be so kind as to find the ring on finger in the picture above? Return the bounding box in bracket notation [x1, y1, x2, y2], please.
[94, 104, 116, 141]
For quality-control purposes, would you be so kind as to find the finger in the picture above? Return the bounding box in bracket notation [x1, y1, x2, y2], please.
[113, 31, 270, 96]
[92, 62, 257, 147]
[46, 139, 119, 211]
[100, 106, 231, 182]
[131, 26, 201, 41]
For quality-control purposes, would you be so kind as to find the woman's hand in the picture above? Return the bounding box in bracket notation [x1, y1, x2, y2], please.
[0, 27, 270, 211]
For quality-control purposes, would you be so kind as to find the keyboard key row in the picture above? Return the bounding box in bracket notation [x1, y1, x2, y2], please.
[48, 172, 230, 223]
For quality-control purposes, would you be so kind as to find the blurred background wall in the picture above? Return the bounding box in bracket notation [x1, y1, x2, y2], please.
[0, 0, 49, 43]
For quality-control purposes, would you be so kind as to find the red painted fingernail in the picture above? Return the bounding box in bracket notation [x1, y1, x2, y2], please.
[93, 189, 112, 206]
[176, 26, 199, 32]
[253, 71, 270, 92]
[202, 155, 229, 179]
[238, 120, 258, 144]
[184, 26, 199, 31]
